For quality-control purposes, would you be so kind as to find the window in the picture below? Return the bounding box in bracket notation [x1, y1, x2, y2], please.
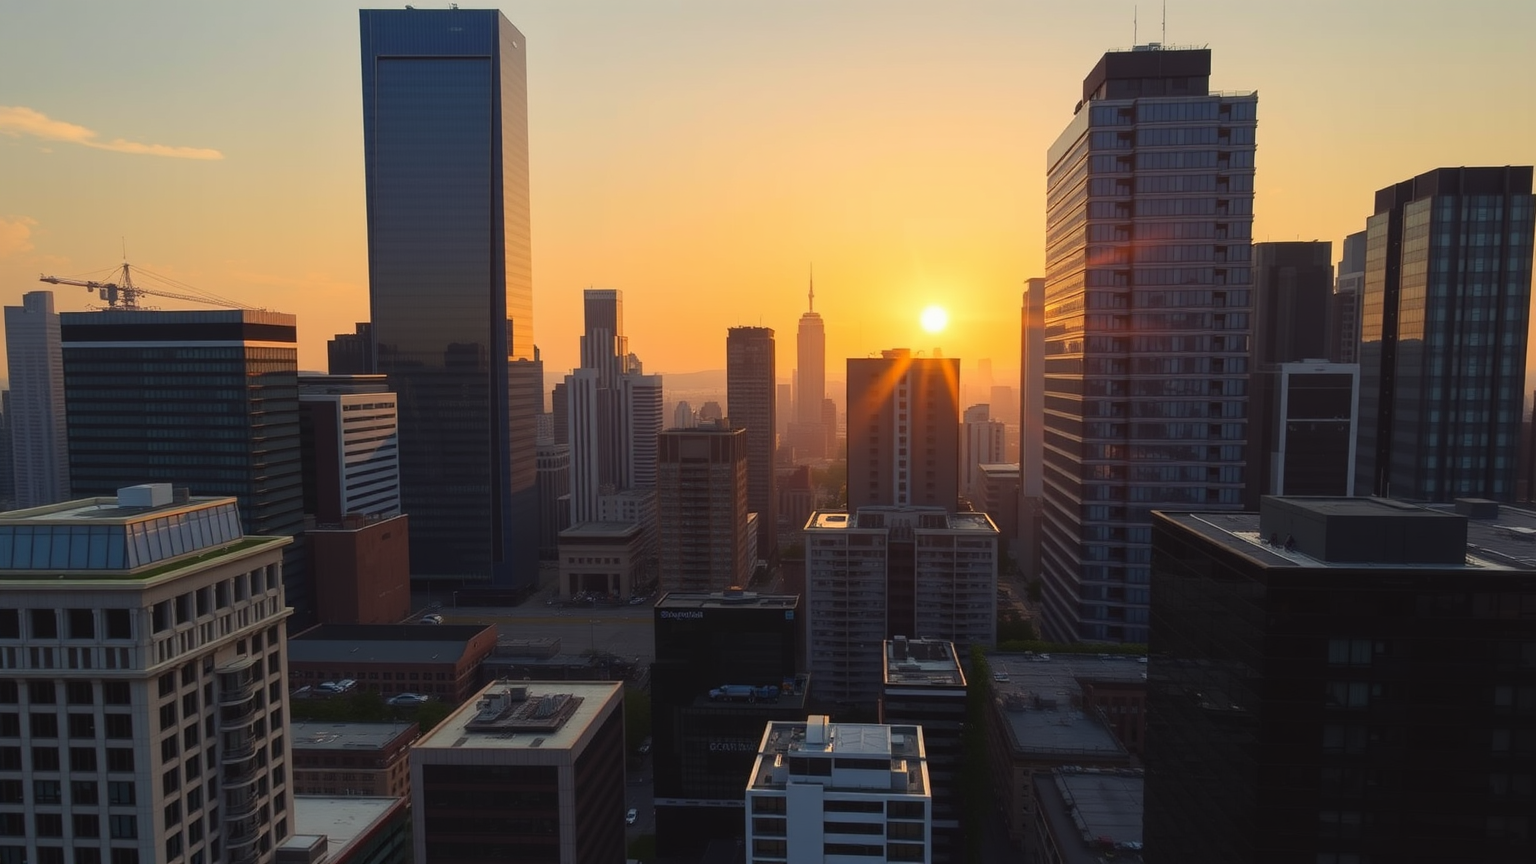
[68, 714, 96, 739]
[109, 815, 138, 840]
[0, 715, 16, 737]
[107, 781, 135, 805]
[105, 714, 133, 739]
[28, 680, 57, 704]
[158, 673, 177, 698]
[163, 769, 180, 796]
[67, 609, 95, 640]
[0, 780, 16, 804]
[66, 682, 94, 705]
[106, 748, 134, 773]
[33, 779, 62, 804]
[73, 814, 100, 838]
[69, 747, 97, 772]
[164, 800, 181, 828]
[166, 834, 183, 860]
[74, 849, 102, 864]
[111, 850, 140, 864]
[160, 736, 179, 762]
[105, 609, 132, 640]
[0, 610, 17, 639]
[31, 610, 58, 639]
[32, 747, 60, 771]
[160, 703, 178, 730]
[103, 682, 130, 705]
[35, 813, 63, 837]
[71, 781, 98, 805]
[31, 713, 59, 738]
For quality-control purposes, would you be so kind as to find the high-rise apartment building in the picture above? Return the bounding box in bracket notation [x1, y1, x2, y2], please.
[360, 8, 540, 587]
[656, 425, 751, 592]
[410, 681, 626, 864]
[0, 485, 295, 864]
[1041, 46, 1257, 643]
[4, 290, 70, 509]
[847, 350, 961, 513]
[60, 310, 312, 626]
[1356, 166, 1535, 501]
[804, 506, 996, 710]
[960, 404, 1006, 504]
[728, 326, 778, 558]
[326, 322, 373, 376]
[1329, 230, 1366, 364]
[880, 638, 966, 864]
[536, 441, 571, 559]
[744, 715, 931, 864]
[1147, 497, 1536, 863]
[791, 283, 827, 459]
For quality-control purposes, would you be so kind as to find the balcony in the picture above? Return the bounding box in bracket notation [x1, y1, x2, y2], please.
[221, 735, 258, 763]
[223, 759, 259, 788]
[224, 788, 260, 821]
[218, 676, 259, 706]
[220, 700, 259, 729]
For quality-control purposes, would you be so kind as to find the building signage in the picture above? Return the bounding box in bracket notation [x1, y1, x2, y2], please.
[708, 739, 756, 752]
[660, 610, 705, 619]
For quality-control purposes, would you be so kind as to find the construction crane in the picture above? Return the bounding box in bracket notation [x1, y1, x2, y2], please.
[39, 261, 259, 311]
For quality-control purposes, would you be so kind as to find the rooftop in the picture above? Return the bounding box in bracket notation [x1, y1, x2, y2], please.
[286, 796, 405, 863]
[658, 589, 798, 610]
[415, 680, 622, 752]
[986, 653, 1144, 760]
[287, 624, 495, 667]
[883, 638, 966, 688]
[559, 521, 644, 539]
[806, 507, 999, 534]
[1035, 768, 1144, 864]
[290, 722, 418, 752]
[749, 715, 928, 796]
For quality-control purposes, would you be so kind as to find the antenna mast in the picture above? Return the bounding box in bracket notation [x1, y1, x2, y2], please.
[808, 264, 815, 313]
[1162, 0, 1167, 42]
[1134, 6, 1138, 44]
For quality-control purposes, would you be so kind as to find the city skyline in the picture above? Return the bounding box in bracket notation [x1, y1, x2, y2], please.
[2, 2, 1534, 386]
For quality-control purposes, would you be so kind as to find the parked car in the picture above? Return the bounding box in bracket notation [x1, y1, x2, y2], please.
[387, 693, 432, 707]
[316, 679, 357, 696]
[418, 614, 444, 625]
[625, 808, 637, 826]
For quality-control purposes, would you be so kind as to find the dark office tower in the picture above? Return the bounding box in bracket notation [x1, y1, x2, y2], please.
[656, 425, 750, 592]
[551, 379, 569, 446]
[0, 391, 13, 511]
[1329, 230, 1367, 364]
[847, 349, 961, 512]
[881, 638, 967, 864]
[59, 309, 313, 624]
[360, 8, 539, 587]
[650, 591, 805, 861]
[1019, 278, 1045, 581]
[1041, 46, 1257, 643]
[327, 321, 374, 375]
[5, 290, 70, 508]
[1245, 242, 1343, 507]
[728, 326, 778, 557]
[1147, 497, 1536, 864]
[1356, 167, 1535, 502]
[791, 279, 827, 459]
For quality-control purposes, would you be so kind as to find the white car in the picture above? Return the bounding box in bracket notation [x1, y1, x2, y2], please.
[418, 614, 444, 625]
[625, 808, 637, 826]
[387, 693, 431, 707]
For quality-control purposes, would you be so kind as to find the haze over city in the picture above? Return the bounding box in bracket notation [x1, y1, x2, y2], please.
[2, 0, 1533, 385]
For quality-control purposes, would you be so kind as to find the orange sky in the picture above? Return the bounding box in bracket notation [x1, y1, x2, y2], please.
[2, 1, 1534, 401]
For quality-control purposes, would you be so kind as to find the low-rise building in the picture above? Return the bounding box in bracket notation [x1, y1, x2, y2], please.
[410, 680, 626, 864]
[745, 715, 931, 864]
[282, 795, 410, 864]
[557, 521, 647, 601]
[287, 624, 497, 705]
[1030, 768, 1143, 864]
[291, 722, 419, 798]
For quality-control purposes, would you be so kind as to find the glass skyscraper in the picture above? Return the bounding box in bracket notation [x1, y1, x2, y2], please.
[1041, 46, 1257, 643]
[360, 8, 539, 587]
[1356, 166, 1535, 502]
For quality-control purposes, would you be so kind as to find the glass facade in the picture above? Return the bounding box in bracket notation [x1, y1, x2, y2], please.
[360, 9, 538, 586]
[0, 502, 242, 571]
[1040, 48, 1257, 643]
[1356, 167, 1535, 501]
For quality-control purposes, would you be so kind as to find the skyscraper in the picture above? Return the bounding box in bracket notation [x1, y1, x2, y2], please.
[360, 8, 539, 587]
[4, 290, 70, 508]
[1040, 46, 1257, 643]
[60, 309, 312, 625]
[960, 404, 1005, 504]
[727, 326, 777, 558]
[1329, 230, 1366, 364]
[846, 349, 961, 512]
[656, 425, 750, 593]
[791, 278, 827, 459]
[1356, 166, 1535, 501]
[326, 321, 374, 375]
[1018, 277, 1046, 581]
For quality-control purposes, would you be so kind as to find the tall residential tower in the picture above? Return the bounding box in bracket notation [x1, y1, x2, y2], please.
[360, 8, 540, 587]
[727, 326, 777, 559]
[1041, 46, 1257, 642]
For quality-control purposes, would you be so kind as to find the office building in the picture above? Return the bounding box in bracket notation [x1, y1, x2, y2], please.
[1030, 768, 1144, 864]
[327, 322, 374, 376]
[555, 521, 646, 600]
[60, 309, 312, 625]
[0, 485, 295, 864]
[656, 425, 751, 593]
[978, 463, 1021, 554]
[1040, 46, 1257, 643]
[1148, 497, 1536, 863]
[776, 384, 793, 442]
[880, 638, 966, 864]
[729, 326, 779, 558]
[288, 796, 410, 864]
[291, 722, 418, 798]
[1356, 166, 1535, 501]
[744, 715, 931, 864]
[983, 652, 1144, 850]
[1245, 242, 1348, 507]
[651, 591, 806, 860]
[673, 400, 696, 430]
[287, 624, 498, 705]
[847, 350, 962, 513]
[4, 290, 70, 509]
[1019, 278, 1046, 582]
[1329, 231, 1366, 364]
[410, 680, 626, 864]
[791, 282, 828, 460]
[0, 391, 14, 512]
[536, 441, 571, 559]
[961, 404, 1006, 504]
[804, 506, 997, 711]
[360, 8, 540, 587]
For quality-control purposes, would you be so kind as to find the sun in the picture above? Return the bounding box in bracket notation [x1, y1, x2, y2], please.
[920, 305, 949, 334]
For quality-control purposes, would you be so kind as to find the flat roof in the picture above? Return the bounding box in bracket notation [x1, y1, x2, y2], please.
[750, 717, 928, 796]
[884, 639, 966, 688]
[288, 624, 494, 666]
[288, 796, 404, 861]
[0, 494, 237, 525]
[986, 653, 1143, 759]
[1035, 769, 1144, 864]
[658, 590, 798, 610]
[290, 721, 418, 752]
[415, 680, 621, 752]
[560, 521, 643, 539]
[806, 508, 999, 534]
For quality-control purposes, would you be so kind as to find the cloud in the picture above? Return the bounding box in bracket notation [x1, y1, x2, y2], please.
[0, 216, 37, 258]
[0, 105, 222, 161]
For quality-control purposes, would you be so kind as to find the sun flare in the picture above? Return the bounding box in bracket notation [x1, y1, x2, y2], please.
[920, 305, 949, 334]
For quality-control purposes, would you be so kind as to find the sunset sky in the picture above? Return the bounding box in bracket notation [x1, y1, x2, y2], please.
[2, 1, 1533, 397]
